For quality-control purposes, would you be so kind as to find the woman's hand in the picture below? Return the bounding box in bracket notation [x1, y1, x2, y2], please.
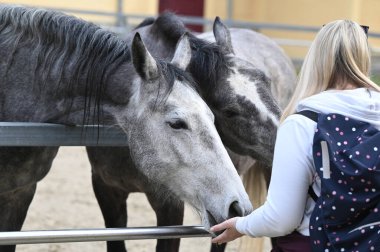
[210, 217, 244, 244]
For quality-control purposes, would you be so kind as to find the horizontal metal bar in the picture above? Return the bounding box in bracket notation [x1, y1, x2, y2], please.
[38, 6, 123, 17]
[50, 8, 380, 38]
[0, 122, 128, 146]
[0, 226, 212, 245]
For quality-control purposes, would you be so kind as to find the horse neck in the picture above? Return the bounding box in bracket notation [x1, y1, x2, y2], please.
[54, 59, 136, 126]
[0, 39, 133, 125]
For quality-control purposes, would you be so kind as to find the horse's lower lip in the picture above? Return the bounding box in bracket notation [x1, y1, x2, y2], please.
[206, 210, 218, 227]
[207, 210, 225, 236]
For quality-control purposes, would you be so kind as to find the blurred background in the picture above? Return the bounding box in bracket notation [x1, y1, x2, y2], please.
[2, 0, 380, 78]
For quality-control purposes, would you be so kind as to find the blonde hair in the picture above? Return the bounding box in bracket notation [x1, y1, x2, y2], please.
[281, 20, 380, 122]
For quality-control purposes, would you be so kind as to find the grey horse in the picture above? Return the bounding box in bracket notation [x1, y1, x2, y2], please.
[0, 6, 252, 252]
[86, 13, 296, 252]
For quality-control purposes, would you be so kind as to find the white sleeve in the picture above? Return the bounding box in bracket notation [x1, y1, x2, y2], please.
[235, 115, 316, 237]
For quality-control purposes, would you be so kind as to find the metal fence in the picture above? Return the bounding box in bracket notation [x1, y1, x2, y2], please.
[0, 123, 127, 146]
[0, 226, 211, 245]
[0, 122, 213, 245]
[38, 3, 380, 71]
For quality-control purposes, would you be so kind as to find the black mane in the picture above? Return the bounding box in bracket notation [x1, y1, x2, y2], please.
[187, 34, 231, 98]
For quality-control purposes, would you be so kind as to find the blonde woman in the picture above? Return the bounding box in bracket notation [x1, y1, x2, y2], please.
[210, 20, 380, 252]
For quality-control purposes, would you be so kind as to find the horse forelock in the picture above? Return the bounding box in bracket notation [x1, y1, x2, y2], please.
[0, 5, 131, 125]
[152, 60, 199, 109]
[188, 35, 231, 99]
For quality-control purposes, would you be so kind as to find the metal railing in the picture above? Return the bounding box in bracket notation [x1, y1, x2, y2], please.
[41, 6, 323, 35]
[0, 122, 213, 245]
[0, 226, 212, 245]
[35, 3, 380, 71]
[0, 122, 127, 146]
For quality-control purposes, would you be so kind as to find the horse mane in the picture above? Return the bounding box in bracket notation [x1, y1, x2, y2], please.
[187, 35, 231, 99]
[0, 5, 131, 125]
[153, 12, 187, 42]
[0, 6, 198, 125]
[149, 12, 231, 98]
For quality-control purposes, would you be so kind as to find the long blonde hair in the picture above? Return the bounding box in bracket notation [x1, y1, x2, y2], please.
[281, 20, 380, 122]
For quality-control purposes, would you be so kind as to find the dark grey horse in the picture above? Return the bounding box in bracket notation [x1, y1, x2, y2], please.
[0, 6, 253, 252]
[86, 13, 296, 252]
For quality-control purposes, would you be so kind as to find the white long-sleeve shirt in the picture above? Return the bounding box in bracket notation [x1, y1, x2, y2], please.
[236, 88, 380, 237]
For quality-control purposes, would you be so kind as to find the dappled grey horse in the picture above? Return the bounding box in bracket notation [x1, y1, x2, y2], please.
[86, 13, 296, 252]
[0, 6, 252, 252]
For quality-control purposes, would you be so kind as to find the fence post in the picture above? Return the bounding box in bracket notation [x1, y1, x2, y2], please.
[226, 0, 234, 26]
[116, 0, 126, 27]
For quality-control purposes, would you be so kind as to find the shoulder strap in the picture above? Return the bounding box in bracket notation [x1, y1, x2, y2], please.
[296, 110, 319, 202]
[296, 110, 318, 122]
[308, 186, 318, 202]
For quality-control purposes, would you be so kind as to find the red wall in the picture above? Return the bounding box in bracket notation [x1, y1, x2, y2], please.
[158, 0, 204, 32]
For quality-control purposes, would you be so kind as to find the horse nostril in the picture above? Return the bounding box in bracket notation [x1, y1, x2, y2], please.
[228, 201, 244, 218]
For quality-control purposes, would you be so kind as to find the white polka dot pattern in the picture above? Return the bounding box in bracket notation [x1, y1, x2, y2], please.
[301, 111, 380, 252]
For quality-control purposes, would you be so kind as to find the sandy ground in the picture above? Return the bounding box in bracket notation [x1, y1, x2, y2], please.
[16, 147, 242, 252]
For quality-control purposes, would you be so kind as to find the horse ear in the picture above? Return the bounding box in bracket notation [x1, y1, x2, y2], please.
[171, 32, 191, 70]
[131, 32, 159, 80]
[213, 16, 234, 54]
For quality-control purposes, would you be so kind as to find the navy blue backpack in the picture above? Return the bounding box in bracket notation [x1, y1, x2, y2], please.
[298, 110, 380, 252]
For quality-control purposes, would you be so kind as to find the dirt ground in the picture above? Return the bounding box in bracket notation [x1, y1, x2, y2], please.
[16, 147, 242, 252]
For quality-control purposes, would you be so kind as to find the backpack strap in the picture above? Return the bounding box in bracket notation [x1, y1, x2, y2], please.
[296, 110, 319, 202]
[296, 110, 318, 122]
[308, 186, 319, 202]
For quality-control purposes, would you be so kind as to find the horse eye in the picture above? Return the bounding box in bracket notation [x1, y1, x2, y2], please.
[168, 120, 188, 130]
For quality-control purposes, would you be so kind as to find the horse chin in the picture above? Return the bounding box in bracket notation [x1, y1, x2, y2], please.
[207, 210, 218, 227]
[203, 210, 226, 238]
[199, 209, 219, 230]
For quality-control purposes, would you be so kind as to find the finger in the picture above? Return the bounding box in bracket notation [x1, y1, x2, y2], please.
[211, 230, 229, 244]
[210, 223, 227, 233]
[210, 219, 232, 232]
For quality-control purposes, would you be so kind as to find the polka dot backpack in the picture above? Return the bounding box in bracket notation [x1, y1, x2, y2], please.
[298, 110, 380, 252]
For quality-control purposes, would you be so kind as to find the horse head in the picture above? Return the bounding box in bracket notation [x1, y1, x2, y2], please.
[127, 12, 283, 166]
[122, 33, 253, 227]
[204, 17, 281, 166]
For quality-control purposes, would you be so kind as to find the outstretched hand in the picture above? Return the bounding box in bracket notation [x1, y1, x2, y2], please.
[210, 217, 244, 244]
